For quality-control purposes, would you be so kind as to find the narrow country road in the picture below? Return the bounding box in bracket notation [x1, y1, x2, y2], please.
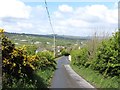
[51, 56, 73, 88]
[50, 56, 95, 89]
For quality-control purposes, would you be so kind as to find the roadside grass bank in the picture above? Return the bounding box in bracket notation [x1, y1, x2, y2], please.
[33, 68, 55, 88]
[70, 32, 120, 89]
[71, 64, 120, 88]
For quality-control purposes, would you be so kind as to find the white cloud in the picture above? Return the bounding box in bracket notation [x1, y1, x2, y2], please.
[17, 22, 33, 29]
[0, 1, 118, 36]
[67, 19, 89, 27]
[30, 5, 46, 19]
[105, 9, 118, 24]
[58, 5, 73, 12]
[53, 11, 64, 18]
[73, 5, 118, 24]
[52, 4, 118, 36]
[85, 5, 108, 21]
[4, 25, 22, 32]
[0, 0, 31, 18]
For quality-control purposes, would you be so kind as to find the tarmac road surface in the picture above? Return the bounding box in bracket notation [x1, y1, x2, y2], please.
[51, 56, 95, 89]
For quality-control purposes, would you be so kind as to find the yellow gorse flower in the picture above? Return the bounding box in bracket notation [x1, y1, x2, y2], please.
[0, 28, 4, 38]
[0, 28, 4, 33]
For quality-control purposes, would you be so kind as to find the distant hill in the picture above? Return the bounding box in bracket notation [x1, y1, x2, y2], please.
[4, 32, 91, 40]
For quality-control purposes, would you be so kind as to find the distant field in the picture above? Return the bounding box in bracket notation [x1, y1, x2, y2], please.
[5, 32, 89, 48]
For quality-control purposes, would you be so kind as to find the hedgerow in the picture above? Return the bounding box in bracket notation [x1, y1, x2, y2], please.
[71, 32, 120, 78]
[1, 29, 56, 88]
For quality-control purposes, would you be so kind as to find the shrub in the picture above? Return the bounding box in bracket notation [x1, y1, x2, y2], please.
[61, 48, 70, 56]
[71, 47, 89, 66]
[2, 31, 56, 88]
[71, 31, 120, 78]
[92, 32, 120, 77]
[36, 51, 56, 70]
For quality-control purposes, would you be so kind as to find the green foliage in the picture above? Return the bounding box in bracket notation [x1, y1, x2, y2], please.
[71, 32, 120, 77]
[2, 33, 56, 88]
[61, 48, 70, 56]
[92, 32, 120, 77]
[6, 32, 82, 48]
[71, 64, 119, 88]
[25, 45, 37, 55]
[34, 69, 54, 88]
[71, 47, 89, 66]
[2, 35, 36, 88]
[36, 51, 56, 70]
[71, 32, 120, 88]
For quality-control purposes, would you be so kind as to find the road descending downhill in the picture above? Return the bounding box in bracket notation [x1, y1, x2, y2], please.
[50, 56, 96, 89]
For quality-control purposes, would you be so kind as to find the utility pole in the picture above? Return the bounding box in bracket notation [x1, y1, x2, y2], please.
[44, 0, 56, 58]
[53, 35, 56, 57]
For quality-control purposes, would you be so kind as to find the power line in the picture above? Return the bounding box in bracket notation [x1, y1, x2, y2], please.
[44, 0, 56, 57]
[44, 0, 55, 34]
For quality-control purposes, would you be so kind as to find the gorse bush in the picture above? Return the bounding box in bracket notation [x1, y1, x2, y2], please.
[1, 29, 56, 88]
[2, 34, 36, 88]
[35, 51, 56, 70]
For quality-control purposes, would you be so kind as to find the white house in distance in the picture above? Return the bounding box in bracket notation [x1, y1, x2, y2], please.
[46, 42, 50, 45]
[34, 41, 41, 45]
[35, 47, 47, 53]
[68, 55, 71, 61]
[20, 39, 27, 42]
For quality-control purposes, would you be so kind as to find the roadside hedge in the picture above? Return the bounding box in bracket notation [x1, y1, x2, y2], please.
[1, 29, 56, 88]
[71, 32, 120, 77]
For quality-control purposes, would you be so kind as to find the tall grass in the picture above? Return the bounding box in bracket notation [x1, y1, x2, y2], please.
[34, 69, 54, 88]
[71, 64, 119, 88]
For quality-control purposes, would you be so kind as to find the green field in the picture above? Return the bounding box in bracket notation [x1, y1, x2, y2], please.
[5, 32, 89, 53]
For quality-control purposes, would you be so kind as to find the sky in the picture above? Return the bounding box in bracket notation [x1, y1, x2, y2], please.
[0, 0, 118, 36]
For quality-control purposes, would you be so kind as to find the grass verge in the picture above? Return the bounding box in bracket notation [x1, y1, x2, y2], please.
[71, 64, 120, 88]
[33, 68, 55, 88]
